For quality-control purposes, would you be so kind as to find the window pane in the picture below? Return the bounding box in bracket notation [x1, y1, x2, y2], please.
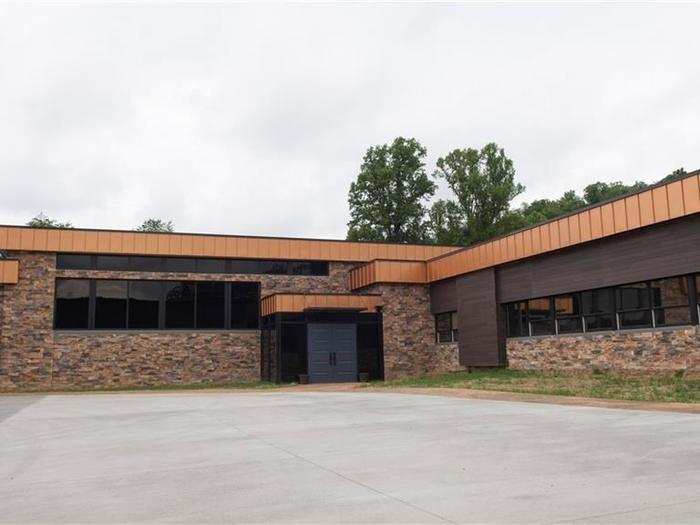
[310, 262, 329, 276]
[128, 281, 161, 329]
[231, 282, 259, 329]
[196, 282, 225, 328]
[557, 317, 583, 334]
[451, 312, 459, 341]
[619, 309, 652, 329]
[163, 257, 196, 273]
[95, 280, 127, 329]
[55, 279, 90, 329]
[655, 306, 691, 327]
[530, 319, 554, 336]
[555, 294, 580, 316]
[506, 302, 527, 337]
[95, 256, 131, 271]
[616, 282, 650, 310]
[229, 259, 263, 275]
[584, 314, 615, 332]
[56, 254, 93, 270]
[651, 277, 689, 308]
[528, 298, 551, 320]
[164, 282, 195, 328]
[196, 259, 226, 274]
[130, 257, 163, 272]
[436, 312, 453, 342]
[581, 289, 613, 314]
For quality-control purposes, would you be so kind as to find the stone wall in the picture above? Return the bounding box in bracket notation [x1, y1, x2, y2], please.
[0, 252, 357, 391]
[507, 326, 700, 375]
[364, 283, 462, 380]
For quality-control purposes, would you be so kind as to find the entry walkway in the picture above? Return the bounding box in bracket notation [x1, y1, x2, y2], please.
[1, 391, 699, 523]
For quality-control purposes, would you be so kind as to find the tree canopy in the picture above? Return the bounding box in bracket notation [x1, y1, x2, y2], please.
[26, 213, 72, 229]
[135, 218, 175, 233]
[346, 137, 436, 243]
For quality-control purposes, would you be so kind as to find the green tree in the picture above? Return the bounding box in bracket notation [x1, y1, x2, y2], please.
[427, 199, 466, 245]
[347, 137, 436, 243]
[433, 143, 524, 245]
[657, 168, 687, 185]
[582, 180, 647, 205]
[136, 218, 174, 232]
[26, 212, 72, 229]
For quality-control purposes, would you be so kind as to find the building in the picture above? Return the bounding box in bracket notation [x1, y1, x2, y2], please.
[1, 171, 699, 390]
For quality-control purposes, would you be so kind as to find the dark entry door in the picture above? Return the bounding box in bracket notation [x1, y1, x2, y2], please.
[307, 324, 357, 383]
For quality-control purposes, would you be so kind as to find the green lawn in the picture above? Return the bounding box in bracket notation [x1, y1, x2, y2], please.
[372, 368, 700, 403]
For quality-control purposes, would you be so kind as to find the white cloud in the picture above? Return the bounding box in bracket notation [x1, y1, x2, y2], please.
[1, 3, 699, 237]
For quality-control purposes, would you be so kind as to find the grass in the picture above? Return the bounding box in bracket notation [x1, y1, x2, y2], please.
[370, 368, 700, 403]
[1, 380, 279, 395]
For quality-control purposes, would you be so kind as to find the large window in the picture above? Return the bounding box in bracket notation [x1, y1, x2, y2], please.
[503, 273, 699, 337]
[54, 278, 260, 330]
[57, 254, 329, 276]
[55, 279, 90, 329]
[435, 312, 458, 343]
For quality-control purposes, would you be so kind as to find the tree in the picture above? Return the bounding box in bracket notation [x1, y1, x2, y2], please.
[427, 200, 466, 245]
[136, 218, 174, 232]
[657, 168, 687, 185]
[347, 137, 436, 243]
[582, 180, 647, 205]
[433, 143, 524, 245]
[26, 212, 72, 229]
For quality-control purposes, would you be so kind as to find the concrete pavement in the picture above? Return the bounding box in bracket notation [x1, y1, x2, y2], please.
[1, 391, 699, 523]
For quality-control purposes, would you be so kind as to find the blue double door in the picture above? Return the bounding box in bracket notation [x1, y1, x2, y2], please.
[307, 324, 358, 383]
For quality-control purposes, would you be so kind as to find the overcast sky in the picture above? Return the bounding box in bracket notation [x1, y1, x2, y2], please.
[1, 2, 699, 239]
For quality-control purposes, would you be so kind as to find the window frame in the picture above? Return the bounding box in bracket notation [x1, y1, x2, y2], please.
[435, 311, 458, 343]
[53, 277, 261, 331]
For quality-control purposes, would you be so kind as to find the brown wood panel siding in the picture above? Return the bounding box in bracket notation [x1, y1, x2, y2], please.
[426, 172, 700, 282]
[497, 214, 700, 303]
[456, 268, 500, 367]
[347, 260, 427, 290]
[261, 293, 383, 315]
[0, 260, 19, 284]
[429, 278, 457, 313]
[0, 226, 457, 263]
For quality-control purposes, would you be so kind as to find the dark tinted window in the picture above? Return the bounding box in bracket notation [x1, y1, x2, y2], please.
[619, 309, 652, 329]
[95, 280, 127, 329]
[196, 282, 225, 328]
[196, 258, 226, 274]
[163, 257, 196, 273]
[164, 282, 195, 328]
[229, 259, 263, 274]
[581, 289, 613, 314]
[651, 277, 689, 308]
[506, 302, 527, 337]
[128, 281, 161, 329]
[555, 294, 582, 334]
[435, 312, 453, 342]
[130, 257, 163, 272]
[616, 282, 650, 310]
[56, 254, 93, 270]
[528, 298, 553, 335]
[96, 256, 131, 271]
[231, 282, 259, 329]
[55, 279, 90, 329]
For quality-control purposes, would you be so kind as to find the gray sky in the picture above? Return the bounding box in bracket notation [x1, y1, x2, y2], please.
[1, 2, 699, 239]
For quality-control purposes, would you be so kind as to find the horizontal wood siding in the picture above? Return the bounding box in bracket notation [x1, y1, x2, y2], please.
[497, 214, 700, 303]
[429, 278, 457, 313]
[456, 268, 500, 366]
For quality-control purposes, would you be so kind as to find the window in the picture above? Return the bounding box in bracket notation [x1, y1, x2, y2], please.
[95, 280, 127, 329]
[506, 302, 528, 337]
[555, 294, 582, 334]
[164, 282, 195, 329]
[56, 254, 92, 270]
[581, 288, 615, 332]
[528, 298, 553, 335]
[196, 282, 225, 328]
[55, 279, 90, 329]
[128, 281, 161, 329]
[651, 277, 691, 327]
[616, 282, 652, 329]
[435, 312, 458, 342]
[231, 282, 260, 329]
[56, 253, 329, 276]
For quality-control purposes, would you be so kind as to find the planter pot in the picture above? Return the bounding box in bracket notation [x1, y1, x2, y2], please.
[298, 374, 309, 384]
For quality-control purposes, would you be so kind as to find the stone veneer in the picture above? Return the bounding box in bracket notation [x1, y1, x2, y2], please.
[0, 252, 356, 391]
[362, 283, 462, 380]
[507, 326, 700, 375]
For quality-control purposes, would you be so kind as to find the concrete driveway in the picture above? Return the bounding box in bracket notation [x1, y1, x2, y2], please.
[1, 391, 699, 524]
